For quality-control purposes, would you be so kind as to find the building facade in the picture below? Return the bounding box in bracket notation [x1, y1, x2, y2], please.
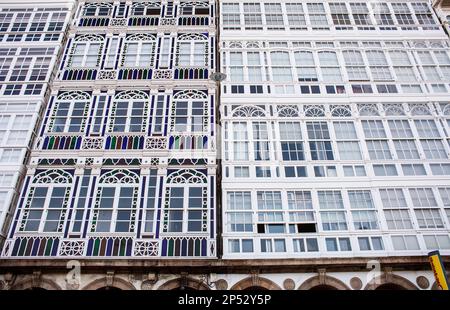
[433, 0, 450, 36]
[0, 0, 449, 291]
[0, 0, 75, 245]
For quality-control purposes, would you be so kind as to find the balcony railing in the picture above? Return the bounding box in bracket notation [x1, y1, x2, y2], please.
[73, 16, 213, 28]
[2, 235, 216, 258]
[35, 136, 170, 151]
[59, 67, 210, 81]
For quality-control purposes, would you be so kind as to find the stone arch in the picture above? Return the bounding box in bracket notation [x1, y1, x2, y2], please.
[10, 278, 61, 290]
[364, 274, 418, 290]
[230, 276, 281, 290]
[158, 277, 210, 290]
[298, 275, 350, 290]
[82, 277, 136, 290]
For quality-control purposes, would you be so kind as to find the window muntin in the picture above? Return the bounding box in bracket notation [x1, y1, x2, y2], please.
[349, 190, 378, 230]
[176, 34, 208, 67]
[121, 35, 155, 68]
[48, 96, 89, 133]
[68, 39, 102, 68]
[171, 98, 207, 133]
[279, 122, 304, 161]
[166, 185, 207, 233]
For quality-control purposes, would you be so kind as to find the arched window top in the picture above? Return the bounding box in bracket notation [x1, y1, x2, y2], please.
[82, 2, 113, 16]
[358, 104, 380, 116]
[178, 33, 208, 41]
[74, 34, 105, 42]
[229, 41, 243, 48]
[277, 105, 299, 117]
[131, 1, 161, 8]
[246, 42, 260, 49]
[414, 42, 427, 48]
[179, 1, 209, 7]
[441, 103, 450, 115]
[304, 105, 325, 117]
[173, 89, 207, 99]
[383, 104, 405, 116]
[232, 105, 266, 117]
[331, 105, 352, 117]
[114, 90, 149, 100]
[409, 103, 431, 115]
[33, 169, 73, 184]
[166, 169, 207, 184]
[83, 2, 113, 9]
[431, 42, 444, 48]
[125, 33, 156, 41]
[57, 91, 91, 101]
[99, 169, 140, 184]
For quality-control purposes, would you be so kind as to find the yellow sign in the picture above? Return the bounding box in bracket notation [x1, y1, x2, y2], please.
[428, 251, 449, 290]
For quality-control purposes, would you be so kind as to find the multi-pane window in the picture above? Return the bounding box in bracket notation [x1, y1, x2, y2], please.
[142, 170, 157, 235]
[171, 99, 206, 133]
[82, 3, 112, 16]
[420, 139, 447, 159]
[222, 3, 241, 27]
[227, 192, 253, 232]
[392, 3, 414, 25]
[10, 57, 31, 81]
[334, 121, 362, 160]
[177, 37, 207, 67]
[257, 191, 284, 233]
[279, 122, 304, 161]
[243, 3, 263, 29]
[362, 120, 392, 160]
[409, 188, 444, 229]
[48, 98, 89, 133]
[121, 35, 155, 67]
[247, 52, 263, 82]
[414, 120, 440, 138]
[358, 236, 384, 251]
[264, 3, 284, 29]
[287, 191, 314, 223]
[373, 3, 395, 26]
[393, 140, 419, 160]
[232, 122, 249, 160]
[319, 191, 347, 231]
[285, 3, 306, 29]
[343, 50, 368, 81]
[319, 51, 341, 82]
[109, 97, 147, 133]
[270, 52, 292, 82]
[94, 187, 135, 233]
[307, 3, 328, 28]
[293, 238, 319, 252]
[391, 235, 420, 251]
[30, 57, 51, 81]
[438, 188, 450, 220]
[423, 235, 450, 250]
[253, 122, 270, 161]
[294, 51, 317, 81]
[326, 237, 351, 251]
[167, 186, 206, 232]
[388, 120, 413, 138]
[68, 39, 102, 68]
[366, 50, 392, 81]
[350, 3, 372, 26]
[229, 52, 243, 82]
[329, 3, 351, 26]
[22, 186, 70, 232]
[307, 122, 333, 160]
[349, 190, 378, 230]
